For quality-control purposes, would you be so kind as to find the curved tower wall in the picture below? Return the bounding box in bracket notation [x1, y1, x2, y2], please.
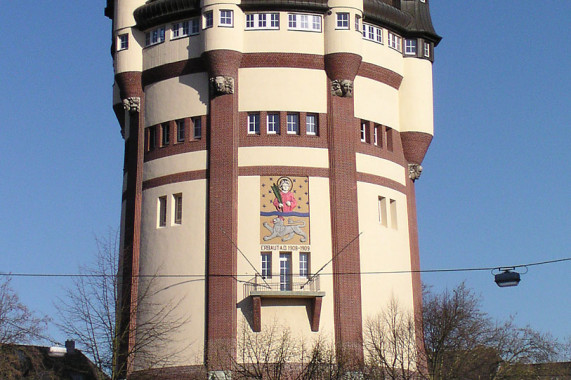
[107, 0, 440, 376]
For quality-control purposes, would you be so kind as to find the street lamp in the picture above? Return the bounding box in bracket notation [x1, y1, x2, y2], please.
[493, 268, 521, 287]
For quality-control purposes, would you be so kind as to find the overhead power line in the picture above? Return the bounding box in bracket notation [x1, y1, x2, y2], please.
[1, 257, 569, 279]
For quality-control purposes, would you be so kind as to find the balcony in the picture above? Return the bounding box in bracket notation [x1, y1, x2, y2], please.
[243, 274, 325, 332]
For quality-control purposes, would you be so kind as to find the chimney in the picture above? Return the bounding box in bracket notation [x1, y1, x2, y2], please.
[65, 340, 76, 354]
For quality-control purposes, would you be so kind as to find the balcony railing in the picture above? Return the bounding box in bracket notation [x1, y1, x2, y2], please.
[244, 274, 321, 297]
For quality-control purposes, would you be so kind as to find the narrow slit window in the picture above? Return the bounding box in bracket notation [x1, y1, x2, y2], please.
[176, 120, 185, 142]
[299, 252, 309, 278]
[192, 117, 202, 139]
[161, 123, 170, 146]
[261, 253, 272, 279]
[173, 193, 183, 224]
[390, 199, 398, 229]
[378, 196, 387, 227]
[158, 196, 167, 227]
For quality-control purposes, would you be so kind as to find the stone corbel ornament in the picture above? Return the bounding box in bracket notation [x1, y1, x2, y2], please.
[210, 75, 235, 95]
[408, 163, 423, 181]
[331, 79, 353, 97]
[122, 97, 140, 113]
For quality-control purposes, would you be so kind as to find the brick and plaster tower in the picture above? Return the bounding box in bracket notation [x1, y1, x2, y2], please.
[105, 0, 440, 377]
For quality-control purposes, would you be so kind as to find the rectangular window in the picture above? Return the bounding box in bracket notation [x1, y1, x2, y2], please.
[267, 113, 279, 134]
[161, 123, 170, 146]
[362, 23, 383, 44]
[261, 253, 272, 279]
[405, 39, 417, 55]
[145, 26, 165, 47]
[299, 253, 309, 278]
[287, 113, 299, 134]
[271, 13, 280, 28]
[388, 32, 402, 51]
[355, 15, 361, 31]
[158, 196, 167, 227]
[173, 193, 183, 224]
[390, 199, 398, 229]
[279, 253, 292, 291]
[306, 114, 318, 135]
[360, 121, 369, 143]
[220, 10, 233, 27]
[378, 196, 387, 227]
[336, 12, 349, 29]
[118, 34, 128, 51]
[176, 120, 185, 142]
[203, 11, 213, 29]
[373, 125, 378, 146]
[424, 42, 430, 58]
[172, 18, 200, 39]
[248, 113, 260, 134]
[192, 117, 202, 139]
[148, 126, 157, 150]
[288, 13, 321, 32]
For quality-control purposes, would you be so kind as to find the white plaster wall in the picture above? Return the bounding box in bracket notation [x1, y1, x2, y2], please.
[238, 147, 329, 168]
[243, 13, 324, 54]
[202, 3, 244, 52]
[361, 36, 404, 77]
[399, 58, 434, 135]
[354, 76, 400, 130]
[239, 68, 327, 113]
[143, 151, 208, 182]
[137, 180, 208, 368]
[355, 153, 406, 185]
[356, 181, 414, 322]
[324, 6, 363, 56]
[144, 73, 209, 127]
[143, 32, 203, 70]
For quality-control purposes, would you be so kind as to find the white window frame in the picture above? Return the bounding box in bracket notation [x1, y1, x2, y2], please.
[261, 253, 272, 279]
[192, 117, 201, 139]
[360, 122, 367, 142]
[279, 253, 292, 291]
[355, 15, 361, 32]
[248, 113, 260, 134]
[220, 9, 233, 27]
[203, 11, 213, 29]
[172, 18, 200, 39]
[145, 26, 165, 47]
[246, 13, 279, 30]
[388, 31, 402, 52]
[287, 113, 299, 134]
[362, 23, 383, 44]
[176, 120, 185, 143]
[424, 42, 430, 58]
[336, 12, 349, 30]
[117, 34, 128, 51]
[267, 113, 279, 134]
[288, 13, 321, 32]
[299, 253, 309, 278]
[306, 114, 317, 135]
[173, 193, 183, 225]
[405, 39, 417, 55]
[373, 126, 378, 146]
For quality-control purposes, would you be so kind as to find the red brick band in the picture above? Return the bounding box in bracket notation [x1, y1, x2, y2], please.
[142, 170, 208, 191]
[356, 173, 406, 194]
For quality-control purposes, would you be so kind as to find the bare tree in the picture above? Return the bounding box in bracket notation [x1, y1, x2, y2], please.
[421, 283, 560, 380]
[0, 276, 50, 345]
[364, 298, 419, 380]
[56, 230, 190, 379]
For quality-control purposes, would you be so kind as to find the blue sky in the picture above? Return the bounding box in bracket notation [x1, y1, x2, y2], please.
[0, 1, 569, 346]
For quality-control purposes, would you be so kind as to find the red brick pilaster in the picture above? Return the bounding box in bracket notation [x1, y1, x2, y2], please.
[325, 53, 365, 368]
[115, 71, 144, 378]
[203, 50, 243, 371]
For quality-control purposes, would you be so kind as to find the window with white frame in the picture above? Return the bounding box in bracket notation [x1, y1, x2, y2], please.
[373, 125, 378, 146]
[176, 120, 185, 142]
[172, 18, 199, 39]
[306, 114, 318, 135]
[424, 42, 430, 58]
[362, 23, 382, 44]
[158, 196, 167, 227]
[248, 113, 260, 134]
[246, 13, 279, 29]
[161, 123, 170, 146]
[388, 31, 402, 51]
[203, 11, 213, 29]
[220, 10, 233, 27]
[173, 193, 183, 224]
[192, 117, 201, 139]
[288, 13, 321, 32]
[261, 253, 272, 278]
[267, 113, 279, 134]
[145, 26, 165, 47]
[287, 113, 299, 134]
[405, 39, 417, 55]
[360, 121, 367, 142]
[299, 252, 309, 278]
[355, 15, 361, 31]
[336, 12, 349, 29]
[117, 34, 128, 51]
